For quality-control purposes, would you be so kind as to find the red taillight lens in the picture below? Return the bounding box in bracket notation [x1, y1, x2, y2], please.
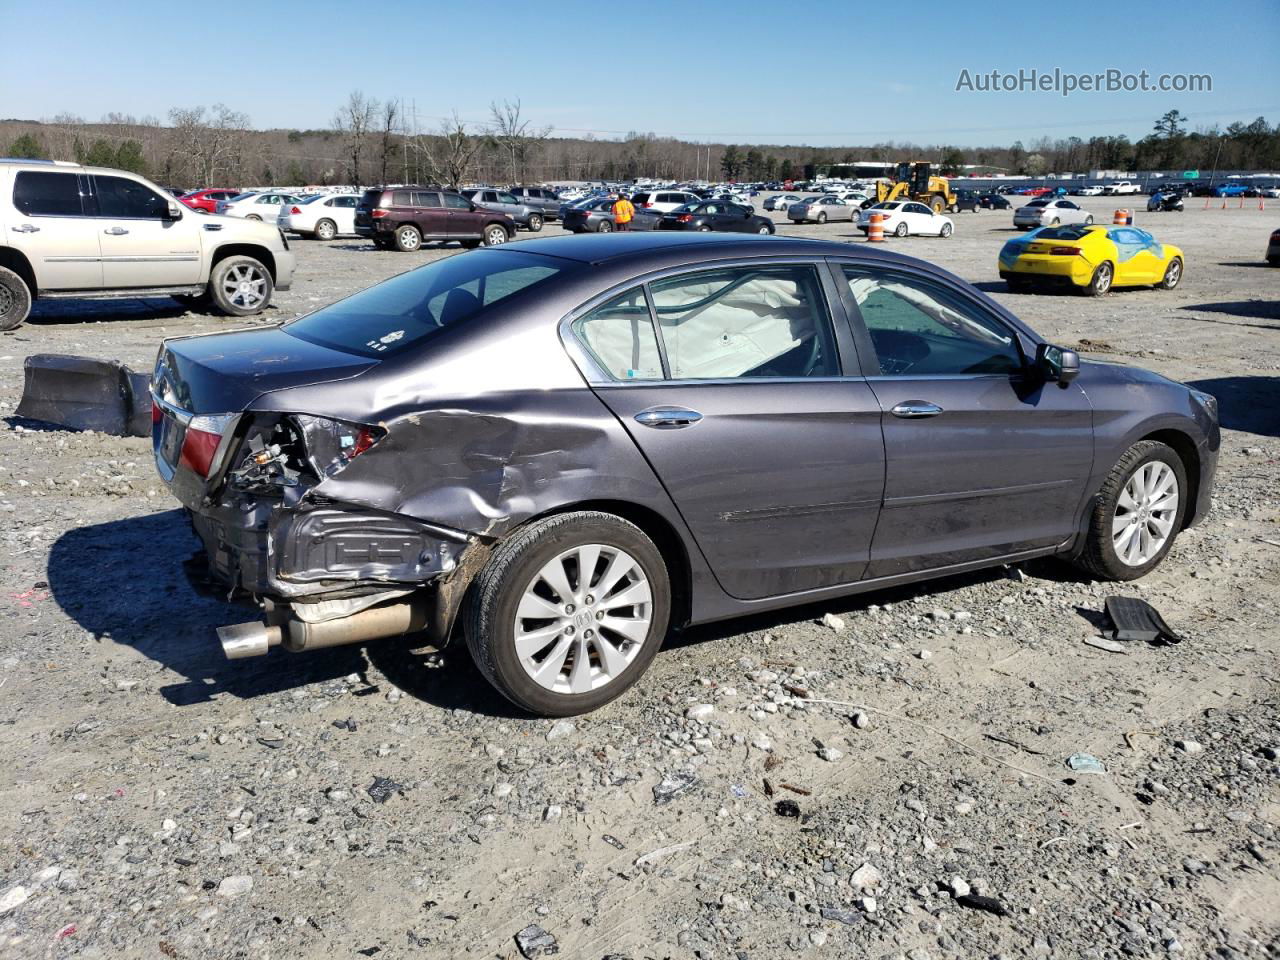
[677, 214, 693, 222]
[177, 413, 235, 478]
[371, 209, 389, 218]
[151, 402, 163, 425]
[350, 427, 378, 459]
[290, 206, 302, 214]
[1049, 246, 1082, 256]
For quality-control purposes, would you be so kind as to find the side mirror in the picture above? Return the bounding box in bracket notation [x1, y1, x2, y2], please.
[1036, 343, 1080, 386]
[166, 201, 184, 220]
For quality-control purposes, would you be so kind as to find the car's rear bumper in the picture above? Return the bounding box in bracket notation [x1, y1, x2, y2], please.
[1000, 257, 1091, 285]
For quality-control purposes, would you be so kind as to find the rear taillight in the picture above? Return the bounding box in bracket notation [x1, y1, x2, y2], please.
[371, 209, 389, 219]
[1049, 246, 1082, 256]
[179, 413, 235, 478]
[290, 206, 302, 214]
[677, 214, 693, 222]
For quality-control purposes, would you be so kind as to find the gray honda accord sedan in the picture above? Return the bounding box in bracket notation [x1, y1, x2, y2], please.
[152, 233, 1219, 715]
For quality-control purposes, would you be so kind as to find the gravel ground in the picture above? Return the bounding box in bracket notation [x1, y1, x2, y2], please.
[0, 199, 1277, 959]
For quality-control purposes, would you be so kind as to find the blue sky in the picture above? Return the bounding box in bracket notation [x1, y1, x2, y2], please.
[3, 0, 1277, 147]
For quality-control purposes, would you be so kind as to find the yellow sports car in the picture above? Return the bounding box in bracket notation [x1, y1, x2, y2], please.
[998, 224, 1184, 296]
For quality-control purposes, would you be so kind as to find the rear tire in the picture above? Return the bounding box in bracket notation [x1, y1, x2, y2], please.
[209, 256, 273, 316]
[1072, 440, 1186, 581]
[894, 221, 908, 237]
[395, 224, 422, 252]
[314, 219, 337, 241]
[0, 266, 33, 331]
[597, 220, 613, 233]
[1086, 261, 1113, 297]
[816, 212, 827, 224]
[697, 224, 712, 232]
[464, 511, 671, 716]
[1160, 257, 1183, 289]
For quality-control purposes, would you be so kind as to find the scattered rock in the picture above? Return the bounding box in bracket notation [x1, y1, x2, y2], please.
[367, 776, 406, 804]
[216, 875, 253, 898]
[653, 771, 698, 805]
[817, 746, 843, 762]
[514, 923, 559, 958]
[821, 612, 845, 632]
[0, 885, 30, 914]
[685, 703, 715, 722]
[851, 862, 882, 889]
[1176, 740, 1204, 755]
[545, 720, 575, 741]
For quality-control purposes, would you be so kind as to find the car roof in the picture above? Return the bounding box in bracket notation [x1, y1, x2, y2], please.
[487, 232, 936, 269]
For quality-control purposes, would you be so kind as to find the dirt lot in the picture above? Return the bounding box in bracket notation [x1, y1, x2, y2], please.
[0, 198, 1277, 960]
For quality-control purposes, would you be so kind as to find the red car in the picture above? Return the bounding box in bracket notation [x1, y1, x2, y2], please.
[1020, 186, 1054, 197]
[180, 188, 240, 214]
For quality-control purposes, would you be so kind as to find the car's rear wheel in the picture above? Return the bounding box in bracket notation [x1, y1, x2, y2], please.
[597, 220, 613, 233]
[0, 266, 33, 331]
[1160, 257, 1183, 289]
[482, 224, 509, 246]
[314, 218, 337, 241]
[939, 222, 953, 238]
[1073, 440, 1186, 581]
[526, 213, 543, 232]
[395, 225, 422, 252]
[1086, 261, 1113, 296]
[894, 221, 909, 237]
[816, 212, 827, 224]
[210, 256, 273, 316]
[465, 511, 671, 716]
[697, 224, 712, 232]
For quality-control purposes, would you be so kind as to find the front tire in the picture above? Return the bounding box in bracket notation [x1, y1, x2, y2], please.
[0, 266, 33, 331]
[482, 224, 510, 246]
[1159, 257, 1183, 289]
[464, 512, 671, 716]
[210, 256, 273, 316]
[939, 222, 953, 238]
[526, 213, 543, 232]
[1073, 440, 1186, 581]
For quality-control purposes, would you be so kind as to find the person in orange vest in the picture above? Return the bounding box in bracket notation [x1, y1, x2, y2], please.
[612, 192, 636, 231]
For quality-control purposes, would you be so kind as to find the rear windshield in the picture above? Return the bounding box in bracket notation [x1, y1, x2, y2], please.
[1034, 224, 1095, 241]
[283, 250, 576, 358]
[359, 189, 383, 207]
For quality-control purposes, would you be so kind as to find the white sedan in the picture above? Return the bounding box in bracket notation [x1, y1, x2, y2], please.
[277, 193, 360, 239]
[1075, 185, 1104, 196]
[216, 191, 302, 220]
[856, 201, 954, 238]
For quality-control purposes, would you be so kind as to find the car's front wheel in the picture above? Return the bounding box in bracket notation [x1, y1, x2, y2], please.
[1160, 257, 1183, 289]
[0, 266, 33, 331]
[210, 256, 273, 316]
[1073, 440, 1187, 581]
[465, 512, 671, 716]
[939, 222, 953, 238]
[482, 224, 510, 246]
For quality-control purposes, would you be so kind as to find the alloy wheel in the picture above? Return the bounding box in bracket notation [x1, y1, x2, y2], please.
[1112, 462, 1179, 566]
[486, 226, 507, 245]
[514, 544, 652, 695]
[221, 263, 267, 310]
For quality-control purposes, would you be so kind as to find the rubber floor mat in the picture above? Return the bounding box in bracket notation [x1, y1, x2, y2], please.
[1104, 596, 1184, 645]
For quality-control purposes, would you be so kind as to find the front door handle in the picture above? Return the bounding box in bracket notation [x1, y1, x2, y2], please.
[890, 400, 943, 419]
[11, 224, 39, 233]
[104, 227, 129, 236]
[635, 407, 703, 429]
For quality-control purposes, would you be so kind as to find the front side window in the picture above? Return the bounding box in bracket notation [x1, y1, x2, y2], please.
[443, 193, 471, 210]
[286, 250, 573, 358]
[498, 192, 519, 204]
[13, 171, 83, 216]
[841, 267, 1022, 377]
[648, 264, 838, 380]
[571, 287, 663, 380]
[93, 175, 169, 218]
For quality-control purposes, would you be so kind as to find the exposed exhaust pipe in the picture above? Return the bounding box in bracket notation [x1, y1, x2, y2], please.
[216, 598, 430, 660]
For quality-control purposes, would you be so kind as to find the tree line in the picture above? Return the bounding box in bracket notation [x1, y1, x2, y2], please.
[3, 101, 1276, 189]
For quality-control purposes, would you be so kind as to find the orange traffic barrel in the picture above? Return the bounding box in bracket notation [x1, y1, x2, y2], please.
[1113, 209, 1132, 225]
[867, 212, 886, 242]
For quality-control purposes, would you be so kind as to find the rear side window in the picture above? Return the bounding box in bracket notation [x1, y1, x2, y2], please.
[840, 267, 1022, 377]
[93, 175, 168, 218]
[13, 171, 83, 216]
[284, 250, 574, 358]
[412, 191, 441, 207]
[648, 265, 838, 380]
[392, 190, 413, 206]
[571, 287, 664, 380]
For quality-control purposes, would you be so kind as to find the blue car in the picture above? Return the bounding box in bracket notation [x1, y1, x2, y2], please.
[1215, 183, 1248, 198]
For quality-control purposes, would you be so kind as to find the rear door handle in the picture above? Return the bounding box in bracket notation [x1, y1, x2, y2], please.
[11, 224, 39, 233]
[104, 227, 129, 236]
[890, 400, 943, 419]
[635, 407, 703, 428]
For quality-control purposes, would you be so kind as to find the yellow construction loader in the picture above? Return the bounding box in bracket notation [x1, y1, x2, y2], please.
[874, 162, 957, 213]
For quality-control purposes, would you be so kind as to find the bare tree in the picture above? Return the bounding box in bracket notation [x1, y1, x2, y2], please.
[333, 91, 378, 187]
[410, 113, 490, 189]
[379, 99, 400, 185]
[489, 99, 551, 186]
[166, 104, 250, 186]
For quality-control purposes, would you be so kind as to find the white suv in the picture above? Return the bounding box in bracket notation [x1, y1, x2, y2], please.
[0, 159, 296, 330]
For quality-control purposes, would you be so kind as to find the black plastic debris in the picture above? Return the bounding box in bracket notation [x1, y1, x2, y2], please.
[514, 923, 559, 958]
[820, 905, 862, 925]
[1104, 597, 1184, 644]
[652, 771, 698, 805]
[955, 893, 1010, 917]
[367, 776, 406, 804]
[774, 799, 801, 818]
[15, 354, 152, 437]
